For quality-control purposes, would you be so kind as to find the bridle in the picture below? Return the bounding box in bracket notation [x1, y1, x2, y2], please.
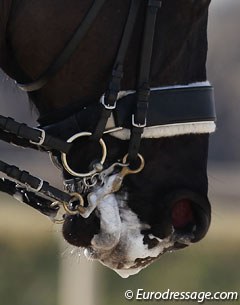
[0, 0, 216, 223]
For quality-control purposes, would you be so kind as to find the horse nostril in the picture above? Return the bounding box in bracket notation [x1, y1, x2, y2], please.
[171, 197, 211, 244]
[171, 199, 195, 230]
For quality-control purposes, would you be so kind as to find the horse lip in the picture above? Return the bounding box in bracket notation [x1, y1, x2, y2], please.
[172, 231, 194, 246]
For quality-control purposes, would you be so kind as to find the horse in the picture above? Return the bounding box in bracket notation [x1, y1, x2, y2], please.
[0, 0, 215, 278]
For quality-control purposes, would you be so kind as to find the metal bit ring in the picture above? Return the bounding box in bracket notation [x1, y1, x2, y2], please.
[122, 153, 145, 174]
[63, 192, 85, 215]
[61, 132, 107, 177]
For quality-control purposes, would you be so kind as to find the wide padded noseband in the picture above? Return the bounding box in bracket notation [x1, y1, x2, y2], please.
[40, 84, 216, 141]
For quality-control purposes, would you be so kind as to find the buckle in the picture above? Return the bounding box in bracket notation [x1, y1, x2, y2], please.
[132, 114, 147, 128]
[30, 128, 46, 146]
[100, 95, 117, 110]
[28, 178, 44, 192]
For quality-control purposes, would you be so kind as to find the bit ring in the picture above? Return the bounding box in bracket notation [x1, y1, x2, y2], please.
[63, 192, 85, 215]
[122, 153, 145, 174]
[61, 132, 107, 177]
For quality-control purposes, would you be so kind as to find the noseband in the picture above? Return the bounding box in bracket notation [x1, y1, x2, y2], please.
[0, 0, 216, 222]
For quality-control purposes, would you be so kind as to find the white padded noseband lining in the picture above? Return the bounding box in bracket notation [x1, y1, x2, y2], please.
[106, 82, 216, 140]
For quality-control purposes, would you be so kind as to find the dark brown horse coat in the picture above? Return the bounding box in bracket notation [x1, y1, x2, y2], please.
[1, 0, 210, 109]
[0, 0, 213, 276]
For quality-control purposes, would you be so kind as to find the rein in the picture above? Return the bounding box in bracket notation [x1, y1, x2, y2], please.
[0, 0, 216, 222]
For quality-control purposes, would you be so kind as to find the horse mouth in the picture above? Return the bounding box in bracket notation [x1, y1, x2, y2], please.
[83, 231, 194, 278]
[83, 246, 166, 277]
[64, 215, 207, 278]
[62, 188, 211, 277]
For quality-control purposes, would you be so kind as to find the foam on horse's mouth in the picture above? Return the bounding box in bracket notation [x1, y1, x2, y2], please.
[113, 267, 143, 278]
[83, 179, 177, 278]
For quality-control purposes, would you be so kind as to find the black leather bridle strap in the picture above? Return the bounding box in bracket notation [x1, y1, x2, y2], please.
[0, 178, 58, 217]
[114, 86, 216, 127]
[91, 0, 141, 141]
[0, 115, 71, 153]
[0, 129, 38, 150]
[0, 160, 72, 203]
[128, 0, 162, 162]
[17, 0, 107, 92]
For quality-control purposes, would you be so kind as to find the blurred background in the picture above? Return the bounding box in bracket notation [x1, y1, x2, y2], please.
[0, 0, 239, 304]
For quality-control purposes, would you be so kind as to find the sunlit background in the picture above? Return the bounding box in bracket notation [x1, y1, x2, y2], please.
[0, 1, 239, 305]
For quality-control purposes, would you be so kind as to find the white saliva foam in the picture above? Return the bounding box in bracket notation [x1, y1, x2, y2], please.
[85, 175, 175, 278]
[112, 200, 175, 278]
[91, 193, 122, 250]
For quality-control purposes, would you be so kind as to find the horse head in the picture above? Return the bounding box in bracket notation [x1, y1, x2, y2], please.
[0, 0, 213, 277]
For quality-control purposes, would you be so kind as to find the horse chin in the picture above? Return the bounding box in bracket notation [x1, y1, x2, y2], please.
[81, 193, 177, 278]
[84, 241, 174, 279]
[84, 246, 153, 279]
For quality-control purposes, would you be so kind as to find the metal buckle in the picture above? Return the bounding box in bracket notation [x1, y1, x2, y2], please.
[132, 114, 147, 128]
[30, 128, 46, 146]
[28, 178, 44, 192]
[100, 95, 117, 110]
